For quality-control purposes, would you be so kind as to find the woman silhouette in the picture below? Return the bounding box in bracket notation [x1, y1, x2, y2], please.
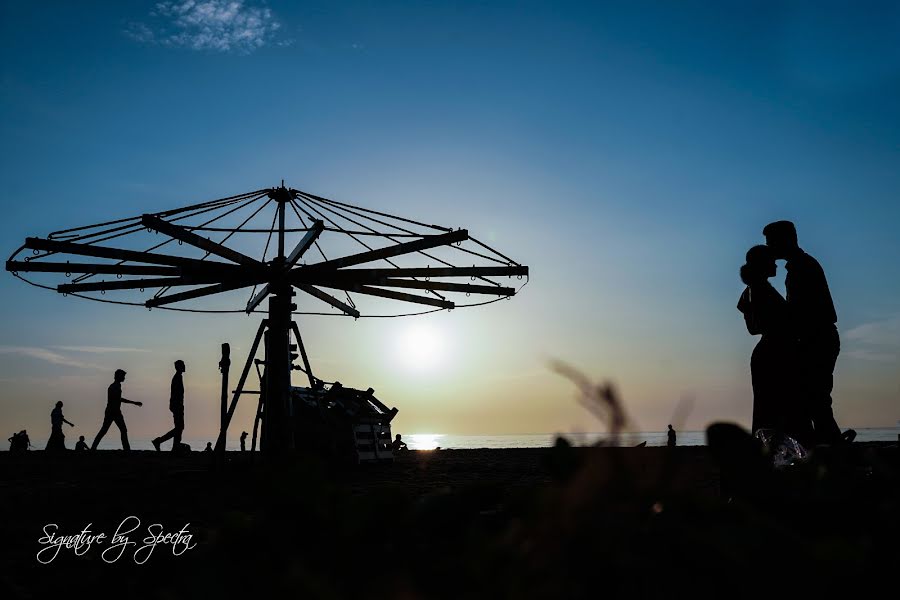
[737, 245, 813, 446]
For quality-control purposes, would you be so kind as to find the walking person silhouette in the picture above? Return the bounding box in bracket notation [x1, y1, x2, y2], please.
[763, 221, 850, 445]
[91, 369, 142, 451]
[45, 401, 74, 451]
[153, 360, 186, 452]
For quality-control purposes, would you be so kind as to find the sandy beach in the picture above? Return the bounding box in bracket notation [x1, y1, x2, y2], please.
[1, 442, 897, 599]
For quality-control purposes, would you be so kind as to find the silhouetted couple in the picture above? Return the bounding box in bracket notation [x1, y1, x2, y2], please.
[737, 221, 849, 448]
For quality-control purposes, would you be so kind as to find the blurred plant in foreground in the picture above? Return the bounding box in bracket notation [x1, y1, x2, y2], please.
[549, 360, 627, 446]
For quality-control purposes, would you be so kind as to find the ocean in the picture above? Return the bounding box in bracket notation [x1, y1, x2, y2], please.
[18, 427, 900, 451]
[396, 428, 900, 450]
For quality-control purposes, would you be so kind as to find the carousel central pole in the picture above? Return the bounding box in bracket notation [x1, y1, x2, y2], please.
[261, 188, 296, 455]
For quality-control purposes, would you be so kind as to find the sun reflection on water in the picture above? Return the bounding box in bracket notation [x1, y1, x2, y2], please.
[406, 433, 444, 450]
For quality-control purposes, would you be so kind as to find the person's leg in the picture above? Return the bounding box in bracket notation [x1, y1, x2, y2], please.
[113, 413, 130, 451]
[749, 344, 767, 433]
[173, 410, 184, 450]
[91, 414, 114, 450]
[157, 428, 177, 445]
[781, 343, 815, 448]
[806, 331, 842, 445]
[50, 428, 66, 451]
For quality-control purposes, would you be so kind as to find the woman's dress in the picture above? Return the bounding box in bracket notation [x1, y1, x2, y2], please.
[737, 282, 811, 443]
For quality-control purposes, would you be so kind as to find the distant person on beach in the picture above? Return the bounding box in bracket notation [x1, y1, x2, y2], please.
[205, 442, 212, 452]
[152, 360, 186, 452]
[667, 425, 677, 447]
[737, 245, 812, 446]
[392, 434, 408, 452]
[75, 435, 88, 451]
[45, 401, 74, 451]
[8, 430, 31, 452]
[240, 431, 248, 452]
[91, 369, 142, 451]
[764, 221, 853, 446]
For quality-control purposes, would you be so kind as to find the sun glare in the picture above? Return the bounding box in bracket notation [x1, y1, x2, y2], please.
[407, 433, 443, 450]
[394, 323, 447, 372]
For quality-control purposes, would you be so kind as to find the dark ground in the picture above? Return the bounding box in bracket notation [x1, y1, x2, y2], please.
[0, 440, 897, 599]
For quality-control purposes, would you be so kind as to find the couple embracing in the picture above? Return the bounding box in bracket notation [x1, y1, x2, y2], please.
[737, 220, 852, 449]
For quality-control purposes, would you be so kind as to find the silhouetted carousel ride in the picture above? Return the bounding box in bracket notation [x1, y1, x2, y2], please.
[6, 184, 529, 461]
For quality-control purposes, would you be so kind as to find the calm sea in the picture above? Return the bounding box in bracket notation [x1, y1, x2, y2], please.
[19, 427, 900, 451]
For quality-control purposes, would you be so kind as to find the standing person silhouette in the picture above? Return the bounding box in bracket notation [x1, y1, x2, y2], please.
[763, 221, 846, 445]
[91, 369, 142, 450]
[152, 360, 186, 452]
[45, 401, 74, 451]
[667, 424, 677, 447]
[737, 245, 813, 445]
[240, 431, 248, 452]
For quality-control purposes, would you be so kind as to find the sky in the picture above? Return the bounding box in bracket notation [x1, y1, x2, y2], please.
[1, 0, 899, 445]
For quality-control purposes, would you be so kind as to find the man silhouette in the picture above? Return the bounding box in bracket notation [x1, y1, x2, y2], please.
[392, 434, 408, 452]
[91, 369, 142, 450]
[763, 221, 843, 445]
[667, 424, 677, 447]
[152, 360, 186, 451]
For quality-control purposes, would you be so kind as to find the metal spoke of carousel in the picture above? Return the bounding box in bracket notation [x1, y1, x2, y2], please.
[6, 183, 530, 460]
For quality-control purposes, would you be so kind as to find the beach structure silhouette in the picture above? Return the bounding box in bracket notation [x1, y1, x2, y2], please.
[6, 183, 529, 459]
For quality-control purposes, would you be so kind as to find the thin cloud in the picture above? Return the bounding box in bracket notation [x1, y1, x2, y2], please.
[845, 314, 900, 346]
[844, 314, 900, 363]
[52, 346, 149, 354]
[844, 349, 896, 363]
[125, 1, 286, 53]
[0, 346, 103, 370]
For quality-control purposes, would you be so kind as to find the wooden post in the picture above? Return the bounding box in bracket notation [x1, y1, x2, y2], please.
[218, 343, 230, 455]
[214, 319, 266, 453]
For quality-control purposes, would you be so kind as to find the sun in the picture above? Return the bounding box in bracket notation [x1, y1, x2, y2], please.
[406, 433, 444, 450]
[393, 323, 447, 372]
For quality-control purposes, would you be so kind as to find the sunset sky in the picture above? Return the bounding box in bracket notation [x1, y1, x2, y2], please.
[1, 1, 899, 445]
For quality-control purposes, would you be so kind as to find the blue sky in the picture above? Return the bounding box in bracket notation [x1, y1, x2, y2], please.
[1, 1, 899, 442]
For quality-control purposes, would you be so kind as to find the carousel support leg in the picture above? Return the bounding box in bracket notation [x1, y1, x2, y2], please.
[291, 321, 316, 388]
[214, 319, 267, 453]
[251, 392, 264, 454]
[216, 343, 230, 459]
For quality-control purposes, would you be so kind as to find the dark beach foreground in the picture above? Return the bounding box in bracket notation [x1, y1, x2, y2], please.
[1, 442, 897, 599]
